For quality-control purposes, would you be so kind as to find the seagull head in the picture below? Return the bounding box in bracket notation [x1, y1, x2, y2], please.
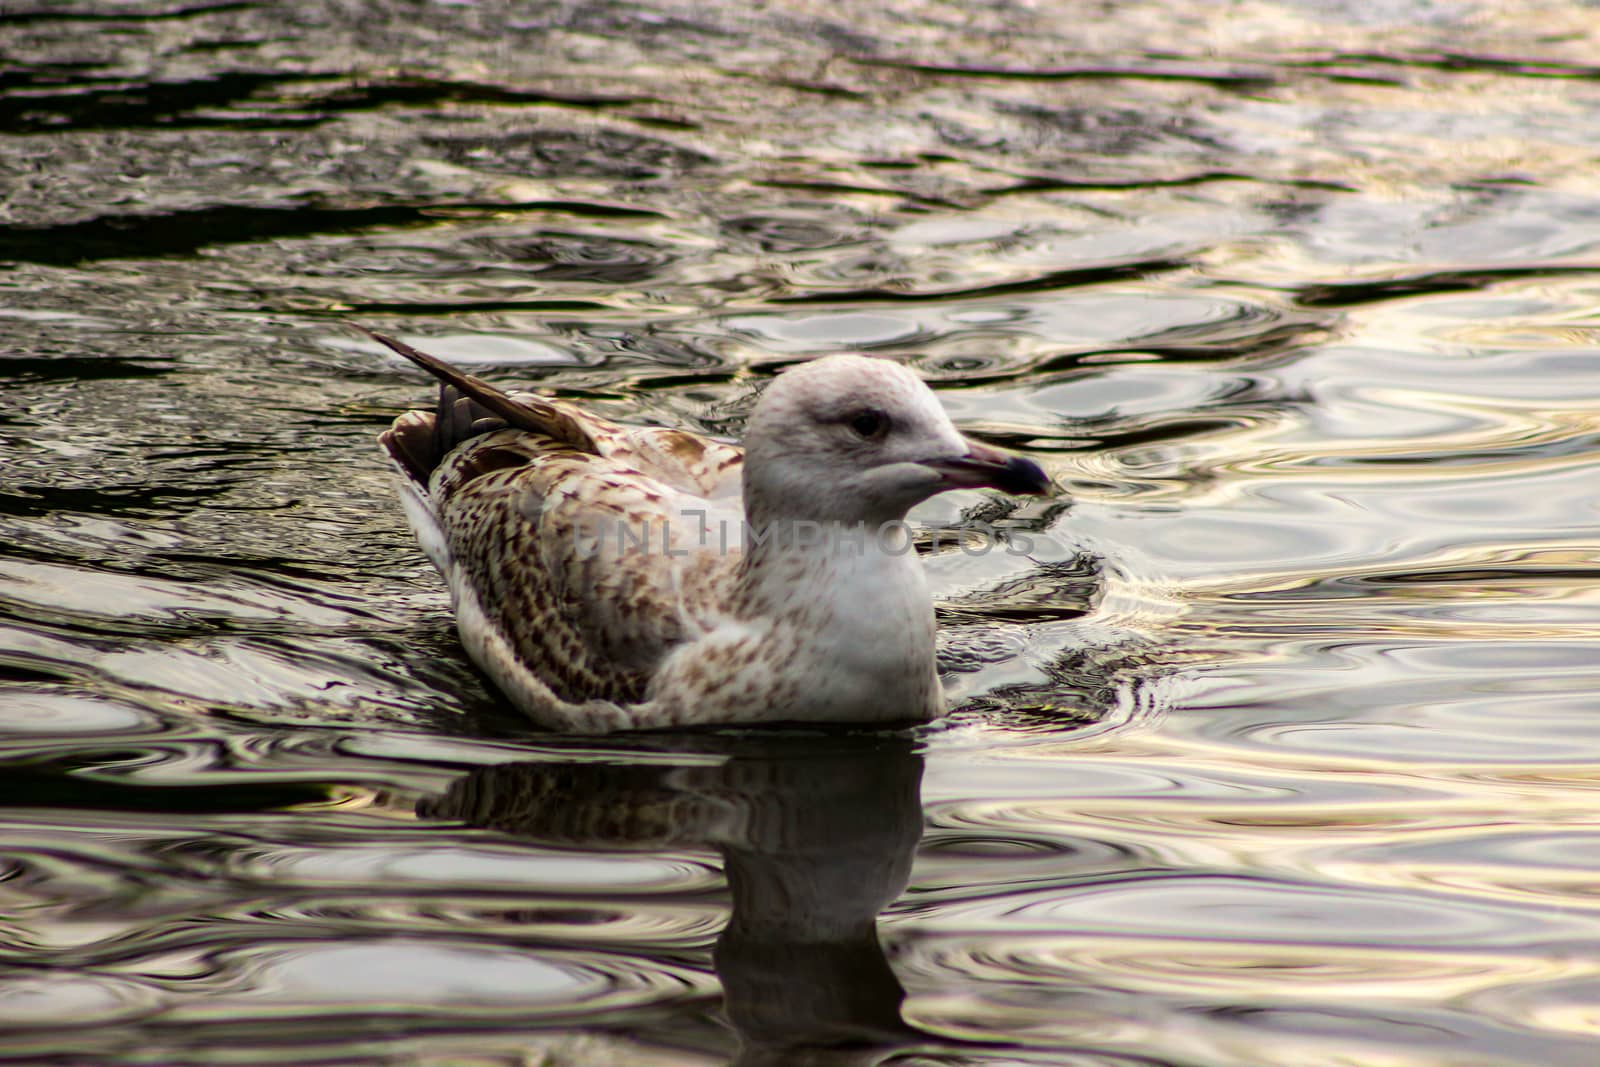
[742, 354, 1051, 527]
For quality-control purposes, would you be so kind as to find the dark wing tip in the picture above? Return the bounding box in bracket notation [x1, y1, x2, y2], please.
[356, 324, 596, 454]
[354, 325, 499, 407]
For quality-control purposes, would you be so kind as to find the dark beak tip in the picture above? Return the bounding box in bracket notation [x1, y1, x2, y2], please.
[928, 450, 1054, 496]
[1003, 455, 1053, 496]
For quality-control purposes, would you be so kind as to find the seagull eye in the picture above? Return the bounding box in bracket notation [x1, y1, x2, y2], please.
[848, 409, 889, 440]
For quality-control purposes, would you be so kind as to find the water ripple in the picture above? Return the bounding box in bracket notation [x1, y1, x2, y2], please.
[115, 938, 714, 1024]
[939, 873, 1598, 947]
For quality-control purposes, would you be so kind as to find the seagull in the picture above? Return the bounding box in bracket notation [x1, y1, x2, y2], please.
[372, 330, 1051, 732]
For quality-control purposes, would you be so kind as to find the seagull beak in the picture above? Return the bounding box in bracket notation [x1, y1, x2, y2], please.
[923, 440, 1053, 496]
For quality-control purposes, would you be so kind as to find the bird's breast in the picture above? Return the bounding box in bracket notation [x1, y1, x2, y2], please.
[746, 534, 941, 722]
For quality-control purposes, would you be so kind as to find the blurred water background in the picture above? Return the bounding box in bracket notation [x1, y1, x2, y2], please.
[4, 1, 1600, 1063]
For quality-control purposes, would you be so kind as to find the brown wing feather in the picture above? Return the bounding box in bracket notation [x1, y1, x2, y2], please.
[617, 427, 744, 499]
[373, 330, 745, 712]
[429, 434, 658, 704]
[427, 430, 739, 706]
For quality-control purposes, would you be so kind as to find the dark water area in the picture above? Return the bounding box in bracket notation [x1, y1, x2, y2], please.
[5, 1, 1600, 1063]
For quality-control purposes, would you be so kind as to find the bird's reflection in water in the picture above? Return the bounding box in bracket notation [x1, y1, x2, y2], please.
[420, 735, 924, 1064]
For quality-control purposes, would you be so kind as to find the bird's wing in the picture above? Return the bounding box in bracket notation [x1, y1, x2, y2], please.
[373, 331, 744, 714]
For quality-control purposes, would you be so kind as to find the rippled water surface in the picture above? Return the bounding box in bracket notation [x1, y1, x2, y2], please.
[5, 1, 1600, 1063]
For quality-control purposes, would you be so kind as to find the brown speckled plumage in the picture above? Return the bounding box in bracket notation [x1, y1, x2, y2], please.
[372, 330, 1051, 732]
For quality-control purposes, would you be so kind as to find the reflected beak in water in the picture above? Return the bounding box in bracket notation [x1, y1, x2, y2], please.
[922, 440, 1053, 496]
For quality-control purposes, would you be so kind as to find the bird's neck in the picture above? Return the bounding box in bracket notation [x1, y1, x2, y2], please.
[735, 518, 919, 600]
[743, 476, 911, 536]
[735, 518, 931, 623]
